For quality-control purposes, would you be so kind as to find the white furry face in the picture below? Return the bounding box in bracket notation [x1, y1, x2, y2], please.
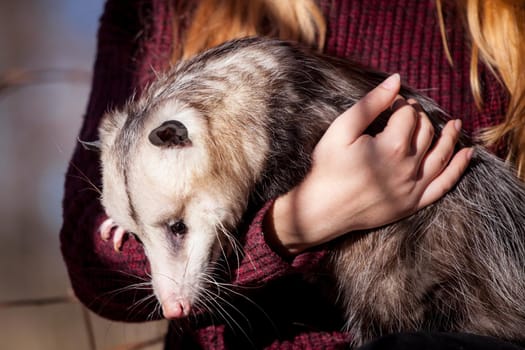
[99, 99, 254, 318]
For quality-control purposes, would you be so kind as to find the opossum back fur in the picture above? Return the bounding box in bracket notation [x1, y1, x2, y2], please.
[99, 37, 525, 346]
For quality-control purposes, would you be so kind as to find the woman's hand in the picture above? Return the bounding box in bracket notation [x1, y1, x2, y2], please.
[264, 73, 473, 255]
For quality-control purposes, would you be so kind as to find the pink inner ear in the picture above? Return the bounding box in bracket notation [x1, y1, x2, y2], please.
[148, 120, 190, 147]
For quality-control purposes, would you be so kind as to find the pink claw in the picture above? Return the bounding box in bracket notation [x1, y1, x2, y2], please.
[112, 226, 127, 251]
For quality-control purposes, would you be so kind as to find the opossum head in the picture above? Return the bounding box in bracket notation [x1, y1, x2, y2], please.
[98, 91, 269, 319]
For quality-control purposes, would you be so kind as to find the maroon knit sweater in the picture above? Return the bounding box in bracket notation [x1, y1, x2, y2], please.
[60, 0, 509, 349]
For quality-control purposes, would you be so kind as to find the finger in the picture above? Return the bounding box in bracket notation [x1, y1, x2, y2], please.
[378, 103, 419, 156]
[327, 73, 401, 143]
[418, 119, 462, 180]
[417, 147, 473, 209]
[410, 102, 435, 159]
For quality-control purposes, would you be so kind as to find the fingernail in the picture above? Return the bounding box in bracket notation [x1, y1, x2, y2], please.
[454, 119, 462, 132]
[381, 73, 400, 90]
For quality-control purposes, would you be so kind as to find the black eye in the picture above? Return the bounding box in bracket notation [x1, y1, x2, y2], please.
[169, 220, 187, 235]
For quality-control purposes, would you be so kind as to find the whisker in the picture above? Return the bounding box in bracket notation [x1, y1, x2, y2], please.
[128, 293, 158, 318]
[68, 161, 102, 196]
[197, 287, 253, 342]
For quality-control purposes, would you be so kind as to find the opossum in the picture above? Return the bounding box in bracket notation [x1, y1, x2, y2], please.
[97, 37, 525, 346]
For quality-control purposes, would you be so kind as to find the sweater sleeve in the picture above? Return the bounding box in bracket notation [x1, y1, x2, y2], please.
[232, 201, 328, 287]
[59, 0, 314, 322]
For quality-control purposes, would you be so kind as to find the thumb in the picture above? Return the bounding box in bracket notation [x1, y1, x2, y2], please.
[326, 73, 402, 144]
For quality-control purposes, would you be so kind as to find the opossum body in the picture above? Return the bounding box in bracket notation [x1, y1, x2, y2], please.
[98, 37, 525, 346]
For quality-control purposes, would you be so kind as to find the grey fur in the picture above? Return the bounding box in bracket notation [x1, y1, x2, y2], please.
[99, 37, 525, 346]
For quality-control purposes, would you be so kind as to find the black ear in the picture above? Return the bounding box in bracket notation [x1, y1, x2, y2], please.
[148, 120, 190, 147]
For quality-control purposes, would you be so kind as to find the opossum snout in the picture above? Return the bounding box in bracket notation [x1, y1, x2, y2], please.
[161, 296, 192, 319]
[148, 120, 190, 147]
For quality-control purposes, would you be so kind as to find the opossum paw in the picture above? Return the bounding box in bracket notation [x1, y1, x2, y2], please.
[99, 217, 127, 252]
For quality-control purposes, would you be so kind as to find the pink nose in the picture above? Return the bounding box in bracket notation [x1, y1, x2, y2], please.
[162, 298, 192, 319]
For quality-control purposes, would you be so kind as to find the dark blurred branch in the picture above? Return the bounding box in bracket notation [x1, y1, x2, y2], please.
[0, 68, 91, 98]
[82, 306, 97, 350]
[0, 295, 76, 308]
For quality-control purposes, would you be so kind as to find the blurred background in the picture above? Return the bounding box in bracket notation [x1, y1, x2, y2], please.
[0, 0, 166, 348]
